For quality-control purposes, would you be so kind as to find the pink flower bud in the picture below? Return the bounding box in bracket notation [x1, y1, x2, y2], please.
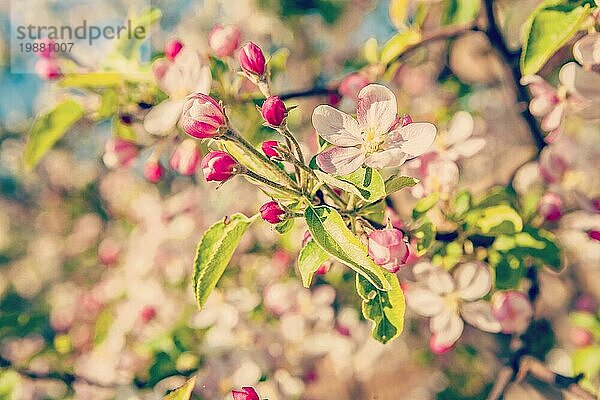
[35, 58, 62, 80]
[575, 294, 598, 313]
[261, 96, 287, 126]
[144, 160, 164, 183]
[492, 291, 533, 334]
[35, 38, 54, 59]
[200, 151, 238, 182]
[367, 228, 410, 273]
[181, 93, 227, 138]
[592, 198, 600, 213]
[302, 230, 312, 246]
[98, 238, 121, 266]
[571, 327, 593, 347]
[170, 140, 201, 176]
[338, 73, 369, 100]
[315, 262, 330, 275]
[140, 306, 157, 323]
[588, 230, 600, 242]
[239, 42, 266, 76]
[259, 201, 286, 224]
[261, 140, 283, 159]
[103, 137, 138, 168]
[164, 38, 184, 61]
[537, 192, 563, 222]
[429, 335, 453, 355]
[400, 114, 413, 127]
[232, 387, 260, 400]
[209, 24, 241, 57]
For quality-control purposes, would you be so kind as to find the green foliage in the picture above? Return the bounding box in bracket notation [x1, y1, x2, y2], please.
[193, 213, 258, 310]
[162, 376, 196, 400]
[465, 204, 523, 235]
[413, 217, 437, 255]
[384, 175, 419, 195]
[442, 0, 480, 25]
[304, 205, 391, 291]
[432, 241, 463, 269]
[59, 72, 123, 88]
[315, 167, 386, 203]
[298, 239, 330, 287]
[521, 0, 595, 75]
[493, 227, 562, 271]
[24, 99, 84, 171]
[380, 30, 421, 65]
[356, 271, 405, 344]
[451, 190, 471, 219]
[571, 312, 600, 338]
[573, 345, 600, 393]
[412, 193, 440, 219]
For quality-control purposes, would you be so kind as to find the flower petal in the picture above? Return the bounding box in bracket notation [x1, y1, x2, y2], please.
[312, 105, 363, 146]
[445, 111, 474, 146]
[391, 122, 436, 158]
[356, 84, 397, 133]
[573, 33, 600, 67]
[406, 286, 445, 317]
[461, 300, 501, 333]
[414, 263, 455, 295]
[143, 99, 186, 135]
[174, 48, 212, 94]
[430, 309, 464, 346]
[316, 146, 365, 175]
[364, 148, 408, 169]
[540, 102, 565, 132]
[454, 262, 491, 301]
[445, 137, 486, 161]
[559, 62, 600, 101]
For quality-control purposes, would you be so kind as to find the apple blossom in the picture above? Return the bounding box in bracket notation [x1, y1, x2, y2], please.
[144, 160, 164, 183]
[367, 228, 410, 272]
[312, 84, 436, 175]
[558, 211, 600, 267]
[537, 192, 563, 222]
[260, 201, 286, 224]
[170, 140, 201, 176]
[140, 306, 157, 323]
[405, 261, 501, 348]
[239, 42, 266, 77]
[261, 96, 287, 126]
[429, 335, 454, 355]
[102, 137, 138, 168]
[539, 145, 569, 184]
[143, 47, 212, 135]
[200, 151, 239, 182]
[521, 75, 564, 141]
[491, 291, 533, 334]
[164, 38, 184, 61]
[209, 24, 241, 57]
[232, 386, 260, 400]
[180, 93, 227, 138]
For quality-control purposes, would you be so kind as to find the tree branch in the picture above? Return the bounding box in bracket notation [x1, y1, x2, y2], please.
[482, 0, 546, 153]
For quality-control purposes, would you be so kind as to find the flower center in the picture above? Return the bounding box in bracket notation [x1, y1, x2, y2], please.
[443, 292, 461, 312]
[362, 128, 386, 156]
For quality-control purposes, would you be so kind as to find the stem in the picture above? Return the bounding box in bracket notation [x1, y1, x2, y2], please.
[482, 0, 546, 153]
[278, 125, 306, 189]
[243, 170, 302, 198]
[225, 129, 300, 190]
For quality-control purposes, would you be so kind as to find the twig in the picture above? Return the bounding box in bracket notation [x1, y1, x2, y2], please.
[482, 0, 546, 153]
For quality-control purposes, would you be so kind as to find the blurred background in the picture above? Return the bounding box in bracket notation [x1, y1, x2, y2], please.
[0, 0, 599, 399]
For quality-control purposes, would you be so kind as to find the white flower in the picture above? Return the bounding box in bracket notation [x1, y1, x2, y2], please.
[406, 261, 501, 347]
[437, 111, 485, 161]
[573, 32, 600, 67]
[143, 47, 212, 135]
[312, 84, 436, 175]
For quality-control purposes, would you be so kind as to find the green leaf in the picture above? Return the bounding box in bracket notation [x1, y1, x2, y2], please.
[305, 205, 391, 291]
[572, 346, 600, 387]
[269, 48, 290, 79]
[360, 200, 386, 226]
[452, 190, 471, 218]
[467, 204, 523, 235]
[356, 271, 405, 344]
[314, 167, 386, 203]
[23, 99, 84, 171]
[521, 0, 594, 75]
[162, 376, 196, 400]
[60, 72, 123, 88]
[442, 0, 480, 25]
[385, 175, 419, 195]
[193, 213, 258, 310]
[275, 218, 294, 234]
[223, 141, 283, 183]
[298, 239, 330, 288]
[489, 249, 526, 289]
[380, 30, 421, 64]
[364, 38, 379, 64]
[389, 0, 410, 30]
[412, 192, 440, 219]
[493, 227, 562, 271]
[431, 241, 463, 269]
[412, 218, 436, 254]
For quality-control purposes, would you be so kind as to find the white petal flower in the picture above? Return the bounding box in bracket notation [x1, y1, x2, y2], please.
[406, 261, 500, 348]
[313, 84, 436, 175]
